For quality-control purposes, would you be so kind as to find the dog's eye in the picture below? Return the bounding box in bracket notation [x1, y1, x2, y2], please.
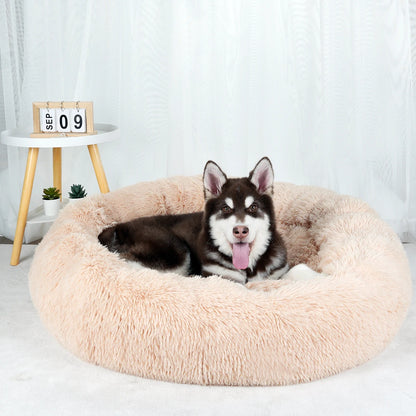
[221, 205, 232, 214]
[248, 203, 258, 213]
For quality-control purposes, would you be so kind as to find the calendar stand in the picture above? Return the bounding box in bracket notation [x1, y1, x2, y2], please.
[30, 101, 97, 138]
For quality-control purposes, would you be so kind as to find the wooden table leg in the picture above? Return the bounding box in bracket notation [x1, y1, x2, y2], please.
[53, 147, 62, 200]
[10, 147, 39, 266]
[52, 147, 62, 201]
[87, 144, 109, 193]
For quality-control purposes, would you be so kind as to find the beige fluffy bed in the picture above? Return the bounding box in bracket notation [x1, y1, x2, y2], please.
[29, 176, 412, 386]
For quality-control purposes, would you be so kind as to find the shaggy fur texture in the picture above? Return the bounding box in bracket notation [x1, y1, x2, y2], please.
[29, 177, 412, 386]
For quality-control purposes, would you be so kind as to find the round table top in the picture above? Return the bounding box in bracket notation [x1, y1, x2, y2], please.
[0, 123, 119, 148]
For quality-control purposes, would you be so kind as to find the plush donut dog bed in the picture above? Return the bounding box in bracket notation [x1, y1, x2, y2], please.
[29, 177, 412, 386]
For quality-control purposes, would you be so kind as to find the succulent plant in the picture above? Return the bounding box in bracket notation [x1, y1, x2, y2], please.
[42, 187, 61, 200]
[68, 184, 87, 199]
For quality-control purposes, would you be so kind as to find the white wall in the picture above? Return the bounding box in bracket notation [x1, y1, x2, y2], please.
[1, 0, 415, 241]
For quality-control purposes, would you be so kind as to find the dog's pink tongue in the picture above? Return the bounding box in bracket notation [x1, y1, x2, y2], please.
[232, 243, 250, 270]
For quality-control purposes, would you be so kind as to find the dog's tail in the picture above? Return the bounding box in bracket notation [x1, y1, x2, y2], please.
[98, 226, 118, 252]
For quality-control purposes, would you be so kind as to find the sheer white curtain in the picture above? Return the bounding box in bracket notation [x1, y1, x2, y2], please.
[1, 0, 415, 242]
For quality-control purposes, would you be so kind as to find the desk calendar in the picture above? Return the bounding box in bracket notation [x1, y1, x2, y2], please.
[31, 101, 96, 138]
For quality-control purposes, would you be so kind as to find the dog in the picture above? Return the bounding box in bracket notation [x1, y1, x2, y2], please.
[98, 157, 291, 284]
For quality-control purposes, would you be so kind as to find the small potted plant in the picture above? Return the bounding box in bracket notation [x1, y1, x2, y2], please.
[68, 184, 87, 201]
[42, 187, 61, 216]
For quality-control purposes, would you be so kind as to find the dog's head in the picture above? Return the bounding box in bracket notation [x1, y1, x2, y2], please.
[202, 157, 275, 270]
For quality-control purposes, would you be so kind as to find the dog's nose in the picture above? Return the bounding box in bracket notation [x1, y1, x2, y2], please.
[233, 226, 249, 240]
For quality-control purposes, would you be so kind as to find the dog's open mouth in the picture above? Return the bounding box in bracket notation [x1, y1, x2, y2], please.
[232, 242, 250, 270]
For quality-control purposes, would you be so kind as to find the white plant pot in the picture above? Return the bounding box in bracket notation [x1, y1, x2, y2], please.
[68, 197, 84, 203]
[43, 199, 61, 216]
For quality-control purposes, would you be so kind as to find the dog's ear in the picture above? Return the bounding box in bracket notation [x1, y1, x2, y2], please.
[249, 157, 274, 195]
[203, 160, 228, 199]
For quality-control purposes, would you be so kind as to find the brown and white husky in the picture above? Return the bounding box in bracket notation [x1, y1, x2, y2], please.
[99, 157, 316, 284]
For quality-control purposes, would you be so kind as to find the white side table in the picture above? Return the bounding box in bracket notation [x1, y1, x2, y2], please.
[1, 123, 119, 265]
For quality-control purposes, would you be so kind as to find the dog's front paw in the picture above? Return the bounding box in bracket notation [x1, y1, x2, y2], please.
[283, 264, 321, 281]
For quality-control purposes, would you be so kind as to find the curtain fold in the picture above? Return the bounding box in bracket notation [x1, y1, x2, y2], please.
[1, 0, 415, 242]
